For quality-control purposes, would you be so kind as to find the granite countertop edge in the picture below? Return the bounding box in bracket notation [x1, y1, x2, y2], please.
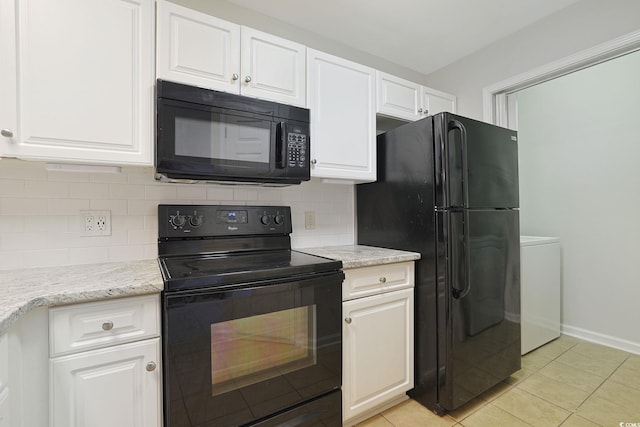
[0, 259, 164, 336]
[0, 245, 420, 336]
[297, 244, 421, 269]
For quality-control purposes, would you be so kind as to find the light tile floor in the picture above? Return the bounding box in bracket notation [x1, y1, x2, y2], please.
[356, 335, 640, 426]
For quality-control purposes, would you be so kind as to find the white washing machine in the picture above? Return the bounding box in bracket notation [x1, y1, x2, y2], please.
[520, 236, 561, 355]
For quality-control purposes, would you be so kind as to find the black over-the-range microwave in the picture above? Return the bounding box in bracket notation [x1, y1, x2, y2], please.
[155, 79, 310, 185]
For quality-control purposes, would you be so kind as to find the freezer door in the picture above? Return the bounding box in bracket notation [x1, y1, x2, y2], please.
[434, 113, 519, 209]
[436, 209, 521, 411]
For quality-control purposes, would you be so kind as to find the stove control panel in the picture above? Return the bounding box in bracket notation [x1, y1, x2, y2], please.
[159, 205, 292, 238]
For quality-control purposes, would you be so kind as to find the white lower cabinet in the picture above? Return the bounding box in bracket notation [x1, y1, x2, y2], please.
[49, 295, 161, 427]
[342, 265, 414, 425]
[0, 333, 9, 427]
[50, 339, 160, 427]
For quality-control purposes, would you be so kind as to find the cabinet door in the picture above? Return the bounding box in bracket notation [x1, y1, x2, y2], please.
[156, 1, 241, 93]
[376, 72, 421, 121]
[51, 338, 161, 427]
[343, 288, 414, 422]
[0, 333, 8, 427]
[240, 27, 306, 107]
[422, 86, 457, 115]
[307, 49, 376, 182]
[0, 0, 154, 165]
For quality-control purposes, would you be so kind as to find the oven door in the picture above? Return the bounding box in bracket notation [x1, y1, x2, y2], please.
[163, 272, 343, 427]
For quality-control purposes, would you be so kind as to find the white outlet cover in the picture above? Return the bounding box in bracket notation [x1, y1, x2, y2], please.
[80, 210, 111, 236]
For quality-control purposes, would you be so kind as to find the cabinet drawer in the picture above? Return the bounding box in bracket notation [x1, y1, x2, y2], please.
[49, 294, 160, 357]
[343, 262, 414, 301]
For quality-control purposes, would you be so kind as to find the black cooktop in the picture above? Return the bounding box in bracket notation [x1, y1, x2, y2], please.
[160, 249, 342, 291]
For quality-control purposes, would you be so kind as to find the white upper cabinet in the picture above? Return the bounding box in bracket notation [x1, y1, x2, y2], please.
[0, 0, 154, 165]
[307, 49, 376, 182]
[156, 1, 306, 107]
[156, 1, 240, 93]
[376, 72, 422, 121]
[239, 27, 306, 106]
[422, 85, 457, 116]
[375, 71, 456, 121]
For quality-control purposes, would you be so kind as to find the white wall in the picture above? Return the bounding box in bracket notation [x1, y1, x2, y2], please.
[425, 0, 640, 120]
[0, 159, 354, 270]
[517, 50, 640, 350]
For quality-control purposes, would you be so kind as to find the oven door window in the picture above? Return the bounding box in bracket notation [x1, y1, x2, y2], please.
[157, 100, 275, 176]
[210, 305, 316, 396]
[163, 274, 342, 427]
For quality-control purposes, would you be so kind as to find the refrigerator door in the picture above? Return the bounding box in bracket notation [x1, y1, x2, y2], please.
[434, 113, 519, 209]
[436, 208, 521, 411]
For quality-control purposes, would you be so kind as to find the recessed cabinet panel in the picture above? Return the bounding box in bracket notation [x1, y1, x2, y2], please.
[156, 2, 305, 107]
[0, 0, 154, 165]
[376, 72, 421, 121]
[422, 86, 456, 116]
[0, 333, 8, 427]
[50, 339, 160, 427]
[156, 1, 240, 92]
[343, 288, 414, 422]
[307, 49, 376, 182]
[241, 27, 306, 107]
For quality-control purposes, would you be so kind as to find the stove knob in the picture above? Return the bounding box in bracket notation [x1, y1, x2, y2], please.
[260, 215, 271, 225]
[189, 215, 203, 227]
[170, 214, 186, 229]
[274, 214, 284, 225]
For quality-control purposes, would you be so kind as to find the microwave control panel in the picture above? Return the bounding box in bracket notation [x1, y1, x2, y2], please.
[287, 132, 307, 168]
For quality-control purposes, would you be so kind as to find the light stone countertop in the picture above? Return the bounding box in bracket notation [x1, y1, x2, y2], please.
[0, 245, 419, 336]
[0, 259, 163, 336]
[298, 245, 420, 268]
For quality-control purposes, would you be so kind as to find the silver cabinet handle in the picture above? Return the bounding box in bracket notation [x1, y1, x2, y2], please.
[345, 317, 352, 324]
[423, 109, 429, 115]
[232, 73, 239, 81]
[101, 321, 114, 331]
[310, 159, 317, 165]
[1, 129, 13, 138]
[146, 361, 157, 372]
[245, 75, 252, 83]
[417, 108, 423, 114]
[379, 277, 387, 284]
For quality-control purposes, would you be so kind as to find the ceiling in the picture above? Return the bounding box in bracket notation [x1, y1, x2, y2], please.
[225, 0, 581, 75]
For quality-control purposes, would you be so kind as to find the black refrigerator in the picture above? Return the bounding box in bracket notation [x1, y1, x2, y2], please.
[356, 112, 520, 414]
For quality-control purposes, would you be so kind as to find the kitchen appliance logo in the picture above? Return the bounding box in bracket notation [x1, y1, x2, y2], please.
[227, 226, 239, 231]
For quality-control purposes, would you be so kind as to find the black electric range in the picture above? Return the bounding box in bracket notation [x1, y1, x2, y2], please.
[158, 204, 344, 427]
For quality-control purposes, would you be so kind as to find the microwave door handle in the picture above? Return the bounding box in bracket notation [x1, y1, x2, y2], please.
[276, 121, 287, 169]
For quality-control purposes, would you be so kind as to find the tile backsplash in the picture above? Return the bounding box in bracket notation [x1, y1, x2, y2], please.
[0, 159, 354, 270]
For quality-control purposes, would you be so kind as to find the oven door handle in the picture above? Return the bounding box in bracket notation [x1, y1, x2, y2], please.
[276, 121, 287, 169]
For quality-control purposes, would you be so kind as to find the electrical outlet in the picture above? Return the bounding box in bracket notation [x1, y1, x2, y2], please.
[81, 210, 111, 236]
[304, 211, 316, 230]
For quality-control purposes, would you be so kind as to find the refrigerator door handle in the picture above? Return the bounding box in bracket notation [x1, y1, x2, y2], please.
[453, 210, 472, 299]
[449, 119, 471, 299]
[448, 119, 469, 208]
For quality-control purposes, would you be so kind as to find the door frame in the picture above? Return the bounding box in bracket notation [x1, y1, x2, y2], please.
[482, 29, 640, 127]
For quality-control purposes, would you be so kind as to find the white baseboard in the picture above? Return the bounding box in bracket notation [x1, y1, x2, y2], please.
[561, 324, 640, 355]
